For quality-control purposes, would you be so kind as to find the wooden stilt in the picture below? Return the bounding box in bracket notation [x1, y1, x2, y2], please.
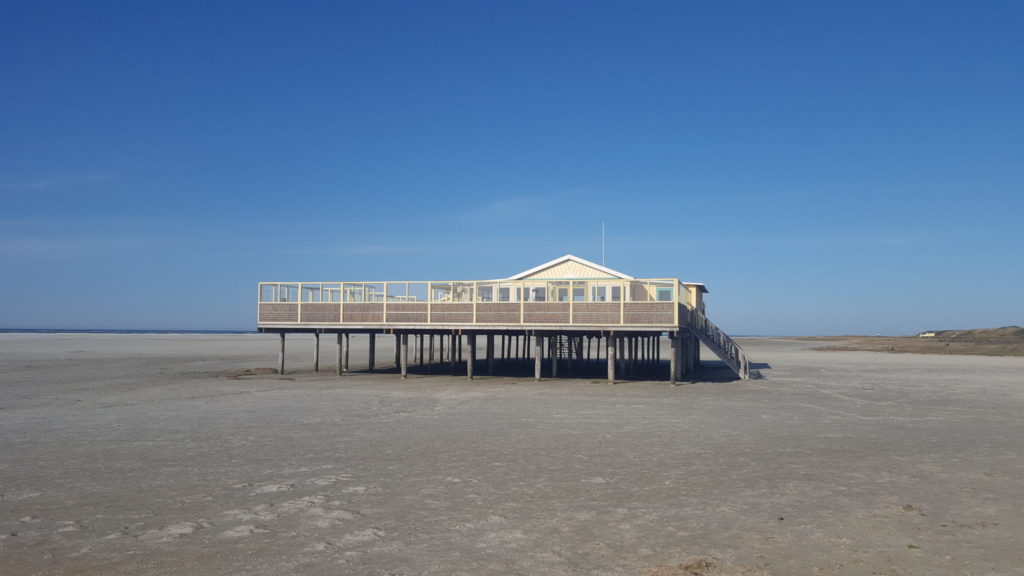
[400, 333, 409, 379]
[676, 333, 684, 381]
[450, 333, 457, 372]
[630, 337, 637, 375]
[486, 334, 494, 375]
[394, 334, 400, 368]
[615, 336, 621, 377]
[343, 333, 350, 371]
[669, 332, 677, 385]
[607, 335, 616, 384]
[467, 334, 476, 380]
[626, 336, 634, 373]
[368, 333, 376, 372]
[551, 336, 558, 377]
[429, 334, 435, 375]
[313, 332, 320, 373]
[278, 332, 286, 375]
[336, 333, 343, 376]
[534, 334, 542, 381]
[566, 336, 573, 377]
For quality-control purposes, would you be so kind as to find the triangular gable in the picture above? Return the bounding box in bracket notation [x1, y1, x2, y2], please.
[508, 254, 634, 280]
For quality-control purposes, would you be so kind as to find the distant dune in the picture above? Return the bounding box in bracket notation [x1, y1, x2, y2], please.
[801, 326, 1024, 357]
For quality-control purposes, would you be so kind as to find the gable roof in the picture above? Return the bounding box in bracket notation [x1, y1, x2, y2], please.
[508, 254, 634, 280]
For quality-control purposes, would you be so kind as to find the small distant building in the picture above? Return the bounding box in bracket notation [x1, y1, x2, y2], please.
[918, 331, 937, 338]
[257, 254, 751, 382]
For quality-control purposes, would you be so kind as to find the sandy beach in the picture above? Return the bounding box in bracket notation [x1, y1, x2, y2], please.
[2, 333, 1023, 575]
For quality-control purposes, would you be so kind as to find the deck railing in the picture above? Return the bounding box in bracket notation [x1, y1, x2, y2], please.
[686, 307, 751, 380]
[258, 278, 689, 328]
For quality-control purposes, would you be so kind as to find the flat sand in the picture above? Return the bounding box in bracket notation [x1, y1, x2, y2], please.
[2, 334, 1023, 575]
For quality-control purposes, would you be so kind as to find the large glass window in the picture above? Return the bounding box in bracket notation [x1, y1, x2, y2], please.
[546, 281, 570, 302]
[477, 283, 495, 302]
[528, 286, 546, 301]
[572, 282, 586, 302]
[591, 283, 622, 302]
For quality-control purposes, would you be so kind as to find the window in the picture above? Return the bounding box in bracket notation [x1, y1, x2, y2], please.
[478, 285, 494, 302]
[572, 286, 585, 302]
[610, 286, 622, 302]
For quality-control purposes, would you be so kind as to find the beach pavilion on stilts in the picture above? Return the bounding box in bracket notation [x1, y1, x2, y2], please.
[257, 254, 751, 382]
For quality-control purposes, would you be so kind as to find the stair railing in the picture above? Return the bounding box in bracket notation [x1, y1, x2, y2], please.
[688, 308, 751, 380]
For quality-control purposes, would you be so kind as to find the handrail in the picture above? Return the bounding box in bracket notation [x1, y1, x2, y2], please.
[259, 278, 697, 329]
[259, 278, 687, 305]
[688, 308, 751, 380]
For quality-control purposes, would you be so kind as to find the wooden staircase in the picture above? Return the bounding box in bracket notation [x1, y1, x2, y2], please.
[688, 308, 753, 380]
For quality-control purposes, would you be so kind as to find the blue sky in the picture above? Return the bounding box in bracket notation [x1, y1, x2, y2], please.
[2, 0, 1021, 334]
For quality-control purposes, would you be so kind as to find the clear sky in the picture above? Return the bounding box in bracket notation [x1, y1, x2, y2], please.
[2, 0, 1021, 335]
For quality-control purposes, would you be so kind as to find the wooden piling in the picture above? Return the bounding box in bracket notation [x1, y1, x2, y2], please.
[551, 335, 558, 378]
[368, 333, 376, 372]
[336, 333, 343, 376]
[400, 333, 408, 379]
[429, 334, 435, 375]
[486, 334, 494, 375]
[607, 335, 616, 384]
[669, 332, 677, 385]
[534, 334, 542, 381]
[278, 332, 286, 375]
[343, 333, 350, 372]
[313, 332, 320, 373]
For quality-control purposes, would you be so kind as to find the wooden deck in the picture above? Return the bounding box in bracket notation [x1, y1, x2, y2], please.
[257, 278, 684, 331]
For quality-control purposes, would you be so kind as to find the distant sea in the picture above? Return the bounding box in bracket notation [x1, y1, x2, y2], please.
[0, 329, 256, 335]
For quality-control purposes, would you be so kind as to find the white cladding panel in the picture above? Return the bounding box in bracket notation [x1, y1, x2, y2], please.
[519, 260, 618, 279]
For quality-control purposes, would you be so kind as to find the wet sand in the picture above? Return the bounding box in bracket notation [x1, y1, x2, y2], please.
[2, 334, 1023, 575]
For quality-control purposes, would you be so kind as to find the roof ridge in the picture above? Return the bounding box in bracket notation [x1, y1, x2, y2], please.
[507, 254, 634, 280]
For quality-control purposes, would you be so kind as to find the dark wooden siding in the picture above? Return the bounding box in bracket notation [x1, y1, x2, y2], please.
[571, 302, 621, 325]
[300, 303, 340, 323]
[623, 302, 674, 325]
[476, 303, 520, 324]
[342, 303, 384, 323]
[386, 303, 429, 323]
[259, 303, 298, 323]
[523, 303, 570, 324]
[430, 303, 473, 323]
